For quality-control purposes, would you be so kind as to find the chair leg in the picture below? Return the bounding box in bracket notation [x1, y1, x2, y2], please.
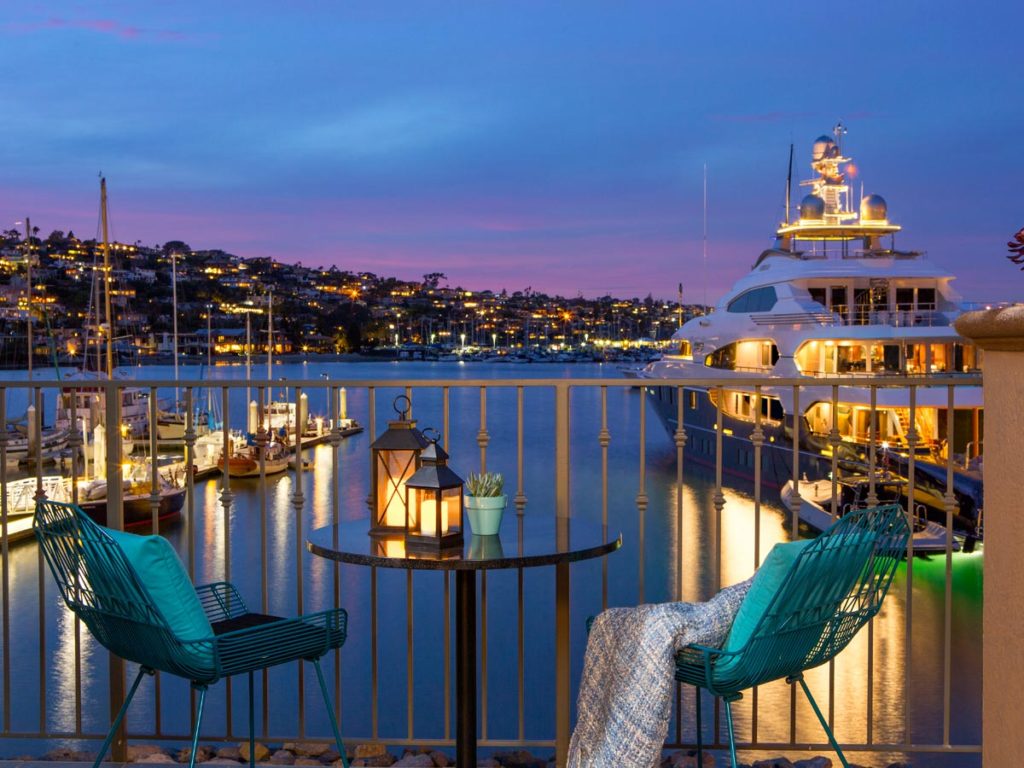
[722, 697, 739, 768]
[188, 685, 208, 768]
[92, 666, 150, 768]
[312, 659, 349, 768]
[694, 687, 703, 765]
[794, 675, 850, 768]
[248, 671, 256, 768]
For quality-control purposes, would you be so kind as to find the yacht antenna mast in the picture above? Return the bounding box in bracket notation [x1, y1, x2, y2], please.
[785, 143, 794, 225]
[702, 162, 708, 312]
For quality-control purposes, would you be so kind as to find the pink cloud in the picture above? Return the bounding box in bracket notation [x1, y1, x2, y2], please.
[6, 16, 190, 42]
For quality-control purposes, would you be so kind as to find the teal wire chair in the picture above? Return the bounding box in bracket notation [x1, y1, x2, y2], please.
[675, 504, 910, 768]
[34, 500, 351, 768]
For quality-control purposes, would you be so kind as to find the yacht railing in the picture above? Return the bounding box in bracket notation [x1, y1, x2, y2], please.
[0, 375, 982, 765]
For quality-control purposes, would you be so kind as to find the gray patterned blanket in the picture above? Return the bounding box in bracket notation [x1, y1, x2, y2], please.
[567, 579, 752, 768]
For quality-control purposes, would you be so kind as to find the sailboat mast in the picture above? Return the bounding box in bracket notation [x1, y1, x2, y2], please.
[100, 178, 114, 378]
[172, 251, 179, 406]
[267, 289, 273, 401]
[24, 217, 32, 380]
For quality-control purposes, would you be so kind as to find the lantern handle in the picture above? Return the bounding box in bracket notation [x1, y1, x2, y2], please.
[422, 427, 441, 445]
[392, 394, 412, 420]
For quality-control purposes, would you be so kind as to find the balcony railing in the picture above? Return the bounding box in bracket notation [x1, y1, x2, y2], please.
[0, 374, 983, 765]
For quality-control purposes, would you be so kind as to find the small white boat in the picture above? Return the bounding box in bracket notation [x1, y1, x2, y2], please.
[782, 478, 960, 553]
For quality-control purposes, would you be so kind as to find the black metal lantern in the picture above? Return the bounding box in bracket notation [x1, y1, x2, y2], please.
[404, 432, 464, 553]
[370, 396, 430, 535]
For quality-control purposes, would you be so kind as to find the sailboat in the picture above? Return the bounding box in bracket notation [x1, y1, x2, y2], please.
[60, 178, 149, 447]
[4, 216, 73, 468]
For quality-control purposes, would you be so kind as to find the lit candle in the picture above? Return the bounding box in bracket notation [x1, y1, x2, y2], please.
[419, 497, 448, 537]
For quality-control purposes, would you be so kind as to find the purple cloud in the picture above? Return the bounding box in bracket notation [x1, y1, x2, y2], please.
[5, 16, 189, 42]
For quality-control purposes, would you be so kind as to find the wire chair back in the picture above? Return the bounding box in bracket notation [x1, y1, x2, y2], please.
[34, 499, 215, 678]
[710, 504, 909, 693]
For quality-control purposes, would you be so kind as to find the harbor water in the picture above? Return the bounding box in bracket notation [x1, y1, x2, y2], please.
[0, 361, 982, 765]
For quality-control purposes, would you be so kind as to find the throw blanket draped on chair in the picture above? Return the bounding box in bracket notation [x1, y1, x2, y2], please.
[568, 580, 752, 768]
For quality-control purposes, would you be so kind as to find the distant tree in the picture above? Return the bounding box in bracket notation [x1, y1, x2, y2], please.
[1007, 227, 1024, 269]
[47, 230, 66, 245]
[422, 272, 447, 289]
[162, 240, 191, 256]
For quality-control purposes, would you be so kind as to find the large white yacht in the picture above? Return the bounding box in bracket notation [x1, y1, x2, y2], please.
[642, 126, 983, 537]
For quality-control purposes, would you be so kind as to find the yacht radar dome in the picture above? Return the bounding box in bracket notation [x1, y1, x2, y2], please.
[860, 194, 888, 222]
[799, 194, 826, 221]
[812, 136, 838, 161]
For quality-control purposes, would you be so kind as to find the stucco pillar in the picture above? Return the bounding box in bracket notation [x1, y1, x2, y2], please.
[954, 305, 1024, 766]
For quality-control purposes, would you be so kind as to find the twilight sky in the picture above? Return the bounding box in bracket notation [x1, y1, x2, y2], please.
[2, 2, 1023, 301]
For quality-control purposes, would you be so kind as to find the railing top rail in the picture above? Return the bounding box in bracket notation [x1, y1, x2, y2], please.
[0, 374, 984, 389]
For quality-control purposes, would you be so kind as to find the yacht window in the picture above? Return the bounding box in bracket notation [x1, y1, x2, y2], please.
[837, 343, 868, 373]
[830, 286, 847, 309]
[918, 288, 937, 311]
[727, 286, 778, 313]
[677, 339, 691, 356]
[853, 288, 871, 325]
[808, 287, 827, 308]
[706, 340, 778, 371]
[760, 397, 784, 421]
[895, 288, 914, 312]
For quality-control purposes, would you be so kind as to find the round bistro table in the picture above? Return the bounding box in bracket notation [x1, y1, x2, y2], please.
[307, 515, 622, 768]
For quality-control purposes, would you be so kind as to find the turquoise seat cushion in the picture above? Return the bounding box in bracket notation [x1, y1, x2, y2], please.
[722, 538, 812, 653]
[106, 529, 214, 665]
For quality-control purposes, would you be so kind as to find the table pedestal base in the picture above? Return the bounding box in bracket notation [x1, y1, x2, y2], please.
[456, 570, 476, 768]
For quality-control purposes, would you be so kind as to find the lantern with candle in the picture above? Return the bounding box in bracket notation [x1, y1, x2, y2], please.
[404, 430, 464, 553]
[370, 396, 430, 535]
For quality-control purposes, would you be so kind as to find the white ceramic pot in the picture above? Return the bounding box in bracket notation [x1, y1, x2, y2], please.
[464, 494, 507, 536]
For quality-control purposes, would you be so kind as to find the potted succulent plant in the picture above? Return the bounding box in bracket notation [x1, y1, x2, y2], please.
[464, 471, 506, 536]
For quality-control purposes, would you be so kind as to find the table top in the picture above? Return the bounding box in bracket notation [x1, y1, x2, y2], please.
[307, 515, 621, 571]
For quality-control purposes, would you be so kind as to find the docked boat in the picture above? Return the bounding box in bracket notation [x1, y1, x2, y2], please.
[781, 475, 961, 554]
[641, 127, 984, 538]
[218, 438, 291, 478]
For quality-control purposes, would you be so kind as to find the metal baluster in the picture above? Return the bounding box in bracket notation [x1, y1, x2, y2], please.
[750, 385, 765, 745]
[329, 386, 343, 722]
[256, 389, 270, 735]
[943, 384, 956, 746]
[223, 385, 235, 737]
[600, 386, 611, 609]
[637, 386, 648, 603]
[33, 387, 46, 735]
[66, 387, 83, 732]
[148, 387, 163, 735]
[407, 569, 414, 742]
[0, 388, 9, 735]
[904, 385, 917, 748]
[221, 386, 234, 517]
[867, 386, 878, 507]
[674, 385, 686, 600]
[790, 384, 800, 539]
[184, 386, 198, 740]
[829, 384, 840, 521]
[104, 382, 126, 761]
[516, 385, 526, 742]
[554, 382, 571, 767]
[713, 385, 725, 747]
[367, 387, 376, 512]
[713, 386, 725, 593]
[443, 386, 452, 743]
[477, 386, 489, 472]
[478, 385, 489, 740]
[149, 387, 160, 531]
